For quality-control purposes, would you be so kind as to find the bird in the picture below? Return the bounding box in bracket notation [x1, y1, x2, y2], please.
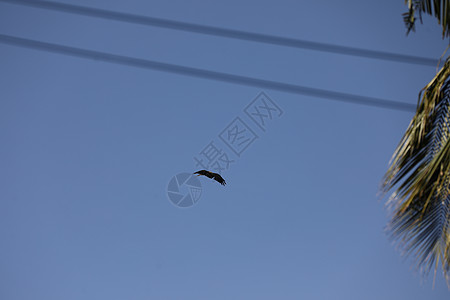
[194, 170, 226, 186]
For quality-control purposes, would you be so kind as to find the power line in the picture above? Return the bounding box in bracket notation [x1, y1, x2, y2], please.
[0, 0, 438, 67]
[0, 34, 416, 112]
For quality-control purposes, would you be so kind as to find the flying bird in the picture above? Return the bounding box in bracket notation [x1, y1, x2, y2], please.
[194, 170, 226, 186]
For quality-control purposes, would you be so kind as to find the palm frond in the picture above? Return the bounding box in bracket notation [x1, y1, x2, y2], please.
[403, 0, 450, 38]
[382, 57, 450, 285]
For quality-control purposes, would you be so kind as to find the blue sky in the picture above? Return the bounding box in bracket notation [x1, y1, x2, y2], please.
[1, 0, 449, 299]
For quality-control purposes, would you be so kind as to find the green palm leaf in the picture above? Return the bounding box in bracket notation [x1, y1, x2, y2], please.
[382, 57, 450, 285]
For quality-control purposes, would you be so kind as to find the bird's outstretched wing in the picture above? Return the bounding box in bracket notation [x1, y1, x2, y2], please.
[194, 170, 213, 178]
[212, 173, 226, 186]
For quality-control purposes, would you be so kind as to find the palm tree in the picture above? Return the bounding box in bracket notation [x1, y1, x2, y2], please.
[382, 0, 450, 286]
[403, 0, 450, 37]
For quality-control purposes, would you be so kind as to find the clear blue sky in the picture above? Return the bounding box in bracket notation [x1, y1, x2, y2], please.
[1, 0, 449, 299]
